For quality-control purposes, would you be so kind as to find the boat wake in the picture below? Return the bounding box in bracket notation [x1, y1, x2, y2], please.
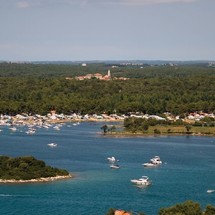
[0, 194, 13, 197]
[0, 194, 32, 197]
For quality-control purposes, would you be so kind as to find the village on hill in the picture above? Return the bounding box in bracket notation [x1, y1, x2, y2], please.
[66, 69, 129, 81]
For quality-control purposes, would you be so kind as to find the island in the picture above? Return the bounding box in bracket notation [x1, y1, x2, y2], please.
[0, 155, 72, 183]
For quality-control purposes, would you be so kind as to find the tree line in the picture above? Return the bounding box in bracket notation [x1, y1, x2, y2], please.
[0, 63, 214, 115]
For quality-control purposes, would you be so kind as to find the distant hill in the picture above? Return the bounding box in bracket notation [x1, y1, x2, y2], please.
[1, 60, 213, 66]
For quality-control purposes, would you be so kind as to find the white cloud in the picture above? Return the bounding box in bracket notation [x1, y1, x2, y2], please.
[14, 0, 199, 8]
[11, 0, 199, 10]
[16, 1, 31, 8]
[15, 1, 42, 9]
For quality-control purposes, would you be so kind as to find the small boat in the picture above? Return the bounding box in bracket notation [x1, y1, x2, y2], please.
[143, 156, 162, 167]
[150, 156, 162, 165]
[9, 127, 17, 131]
[47, 143, 57, 148]
[53, 125, 60, 130]
[131, 176, 152, 186]
[207, 190, 215, 193]
[26, 129, 36, 135]
[110, 164, 120, 169]
[107, 156, 119, 163]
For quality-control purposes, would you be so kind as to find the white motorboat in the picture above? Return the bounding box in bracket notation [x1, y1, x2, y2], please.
[150, 156, 162, 165]
[26, 129, 36, 135]
[110, 164, 120, 169]
[131, 176, 152, 186]
[107, 156, 119, 163]
[9, 127, 17, 131]
[47, 143, 57, 148]
[207, 190, 215, 193]
[53, 125, 60, 130]
[143, 156, 162, 167]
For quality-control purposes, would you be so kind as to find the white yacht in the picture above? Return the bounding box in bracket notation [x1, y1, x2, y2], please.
[107, 156, 119, 163]
[150, 156, 162, 165]
[47, 143, 57, 148]
[143, 156, 162, 167]
[131, 176, 152, 186]
[207, 190, 215, 193]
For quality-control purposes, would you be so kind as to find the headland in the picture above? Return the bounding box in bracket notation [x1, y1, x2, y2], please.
[0, 156, 72, 184]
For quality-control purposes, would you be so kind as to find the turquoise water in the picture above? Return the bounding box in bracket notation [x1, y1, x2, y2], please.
[0, 122, 215, 215]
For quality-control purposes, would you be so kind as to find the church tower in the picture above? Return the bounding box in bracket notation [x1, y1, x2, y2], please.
[107, 69, 111, 77]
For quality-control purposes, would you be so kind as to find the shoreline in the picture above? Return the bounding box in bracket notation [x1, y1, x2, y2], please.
[103, 131, 215, 138]
[0, 174, 73, 184]
[5, 118, 123, 127]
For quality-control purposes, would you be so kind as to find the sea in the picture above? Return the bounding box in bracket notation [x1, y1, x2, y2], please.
[0, 122, 215, 215]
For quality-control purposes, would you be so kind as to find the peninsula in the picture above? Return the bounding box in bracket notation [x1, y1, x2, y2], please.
[0, 156, 72, 183]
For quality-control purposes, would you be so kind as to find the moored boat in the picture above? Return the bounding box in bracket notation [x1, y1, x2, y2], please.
[150, 156, 162, 165]
[207, 189, 215, 193]
[107, 156, 119, 163]
[110, 164, 120, 169]
[9, 127, 17, 131]
[131, 176, 152, 186]
[143, 156, 162, 167]
[47, 143, 57, 147]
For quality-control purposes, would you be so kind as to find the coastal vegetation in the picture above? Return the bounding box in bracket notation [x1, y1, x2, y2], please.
[0, 155, 70, 181]
[0, 62, 214, 115]
[106, 200, 215, 215]
[122, 117, 215, 136]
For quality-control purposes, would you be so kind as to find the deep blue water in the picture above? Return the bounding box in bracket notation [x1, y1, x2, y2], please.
[0, 122, 215, 215]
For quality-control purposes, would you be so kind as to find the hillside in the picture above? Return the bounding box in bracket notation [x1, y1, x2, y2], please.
[0, 62, 214, 115]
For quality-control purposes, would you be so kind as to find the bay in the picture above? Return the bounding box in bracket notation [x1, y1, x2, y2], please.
[0, 122, 215, 215]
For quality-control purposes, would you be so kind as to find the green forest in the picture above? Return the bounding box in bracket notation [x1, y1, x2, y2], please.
[0, 62, 214, 115]
[0, 156, 69, 180]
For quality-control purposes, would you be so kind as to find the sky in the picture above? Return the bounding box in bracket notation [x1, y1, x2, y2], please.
[0, 0, 215, 61]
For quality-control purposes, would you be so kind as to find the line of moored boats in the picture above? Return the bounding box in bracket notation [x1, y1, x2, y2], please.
[0, 121, 80, 136]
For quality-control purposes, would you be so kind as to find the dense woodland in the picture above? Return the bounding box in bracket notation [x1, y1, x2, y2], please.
[0, 156, 69, 180]
[106, 200, 215, 215]
[0, 62, 214, 115]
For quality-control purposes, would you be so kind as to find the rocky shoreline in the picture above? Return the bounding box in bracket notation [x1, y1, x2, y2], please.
[0, 174, 73, 184]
